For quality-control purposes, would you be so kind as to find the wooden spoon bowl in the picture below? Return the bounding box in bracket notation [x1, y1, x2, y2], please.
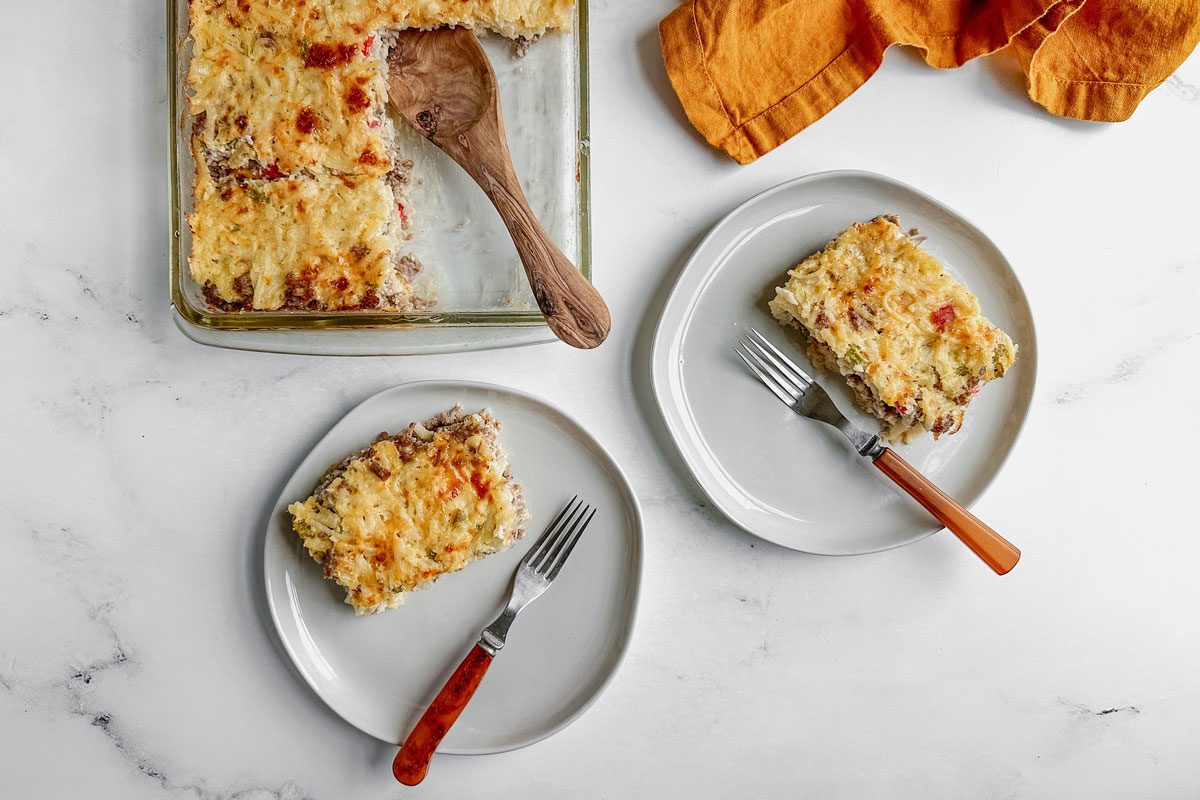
[387, 27, 611, 349]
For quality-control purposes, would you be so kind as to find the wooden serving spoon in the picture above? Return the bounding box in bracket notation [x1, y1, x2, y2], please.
[386, 27, 611, 350]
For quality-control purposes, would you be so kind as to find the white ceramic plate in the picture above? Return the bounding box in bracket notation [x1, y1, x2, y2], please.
[651, 171, 1036, 555]
[265, 381, 642, 751]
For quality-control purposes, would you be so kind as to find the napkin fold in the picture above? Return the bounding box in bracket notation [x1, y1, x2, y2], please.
[660, 0, 1200, 164]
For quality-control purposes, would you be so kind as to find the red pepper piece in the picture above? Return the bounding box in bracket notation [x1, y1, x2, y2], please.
[931, 303, 956, 332]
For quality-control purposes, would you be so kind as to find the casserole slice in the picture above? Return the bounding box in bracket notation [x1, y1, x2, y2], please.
[189, 159, 416, 312]
[769, 216, 1017, 443]
[288, 406, 529, 614]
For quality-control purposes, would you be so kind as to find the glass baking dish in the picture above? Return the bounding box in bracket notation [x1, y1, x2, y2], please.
[168, 0, 591, 355]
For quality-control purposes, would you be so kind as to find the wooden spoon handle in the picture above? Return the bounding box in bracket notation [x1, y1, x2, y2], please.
[480, 171, 610, 348]
[874, 448, 1020, 575]
[464, 149, 610, 349]
[392, 644, 493, 786]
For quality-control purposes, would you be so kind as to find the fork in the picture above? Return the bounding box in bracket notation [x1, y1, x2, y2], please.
[392, 497, 598, 785]
[736, 327, 1020, 574]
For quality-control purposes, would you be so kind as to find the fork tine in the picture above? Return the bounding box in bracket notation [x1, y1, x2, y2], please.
[537, 503, 592, 576]
[531, 501, 588, 572]
[736, 345, 797, 406]
[747, 327, 815, 383]
[546, 507, 596, 581]
[521, 496, 579, 568]
[742, 335, 809, 394]
[738, 340, 804, 399]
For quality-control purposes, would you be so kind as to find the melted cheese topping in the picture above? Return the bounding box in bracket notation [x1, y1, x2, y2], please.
[189, 161, 407, 311]
[287, 408, 528, 614]
[188, 0, 575, 309]
[188, 21, 391, 176]
[189, 0, 574, 42]
[769, 217, 1017, 443]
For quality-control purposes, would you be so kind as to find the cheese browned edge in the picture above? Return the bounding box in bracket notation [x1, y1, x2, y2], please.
[287, 405, 529, 615]
[769, 216, 1017, 443]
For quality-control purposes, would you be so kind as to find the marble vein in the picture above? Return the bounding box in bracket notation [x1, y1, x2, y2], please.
[83, 708, 316, 800]
[1062, 700, 1141, 718]
[1164, 74, 1198, 105]
[1054, 329, 1200, 405]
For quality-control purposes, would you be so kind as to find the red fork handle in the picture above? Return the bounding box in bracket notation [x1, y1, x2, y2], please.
[393, 644, 494, 786]
[874, 448, 1021, 575]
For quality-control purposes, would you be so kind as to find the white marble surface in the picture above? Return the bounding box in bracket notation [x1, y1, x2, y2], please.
[3, 1, 1200, 797]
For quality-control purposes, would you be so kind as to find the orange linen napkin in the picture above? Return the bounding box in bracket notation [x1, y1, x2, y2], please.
[660, 0, 1200, 164]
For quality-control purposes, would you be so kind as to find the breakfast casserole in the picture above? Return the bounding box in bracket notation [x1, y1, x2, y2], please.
[769, 216, 1017, 444]
[288, 406, 529, 614]
[186, 0, 575, 312]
